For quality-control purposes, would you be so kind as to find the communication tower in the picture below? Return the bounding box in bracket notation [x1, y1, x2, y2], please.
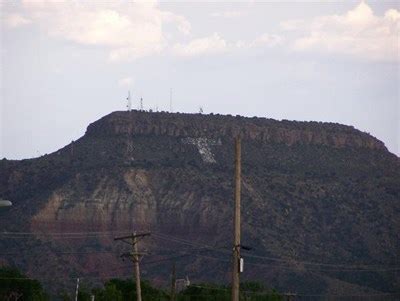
[126, 91, 132, 111]
[170, 88, 173, 112]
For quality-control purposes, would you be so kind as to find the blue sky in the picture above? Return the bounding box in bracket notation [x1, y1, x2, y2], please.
[1, 0, 399, 159]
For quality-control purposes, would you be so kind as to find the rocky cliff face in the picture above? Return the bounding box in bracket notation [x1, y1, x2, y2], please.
[0, 111, 399, 296]
[87, 111, 386, 150]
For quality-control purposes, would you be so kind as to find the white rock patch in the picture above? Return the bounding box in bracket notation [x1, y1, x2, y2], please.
[182, 138, 222, 163]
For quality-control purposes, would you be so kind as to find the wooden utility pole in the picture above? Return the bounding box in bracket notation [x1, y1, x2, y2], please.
[232, 137, 241, 301]
[132, 233, 142, 301]
[114, 232, 151, 301]
[75, 277, 79, 301]
[170, 262, 176, 301]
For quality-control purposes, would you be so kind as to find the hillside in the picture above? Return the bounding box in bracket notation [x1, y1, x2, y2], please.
[0, 110, 399, 297]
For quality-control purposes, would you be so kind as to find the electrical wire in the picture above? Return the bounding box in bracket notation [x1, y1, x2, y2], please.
[1, 230, 399, 271]
[185, 284, 400, 298]
[195, 254, 400, 273]
[0, 230, 131, 237]
[152, 232, 400, 271]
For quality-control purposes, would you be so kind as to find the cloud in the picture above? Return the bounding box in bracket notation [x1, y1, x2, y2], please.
[210, 11, 244, 18]
[234, 33, 284, 51]
[3, 1, 284, 60]
[172, 32, 284, 58]
[3, 13, 31, 28]
[162, 11, 191, 35]
[172, 33, 228, 57]
[282, 2, 400, 62]
[250, 34, 284, 48]
[10, 0, 191, 62]
[118, 77, 134, 87]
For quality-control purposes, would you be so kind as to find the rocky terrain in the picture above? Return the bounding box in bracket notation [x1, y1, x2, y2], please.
[0, 110, 399, 297]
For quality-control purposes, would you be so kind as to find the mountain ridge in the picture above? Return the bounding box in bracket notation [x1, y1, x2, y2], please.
[0, 110, 399, 297]
[85, 110, 387, 151]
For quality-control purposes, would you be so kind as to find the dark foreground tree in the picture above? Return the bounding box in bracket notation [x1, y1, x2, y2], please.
[92, 278, 168, 301]
[0, 266, 48, 301]
[177, 282, 283, 301]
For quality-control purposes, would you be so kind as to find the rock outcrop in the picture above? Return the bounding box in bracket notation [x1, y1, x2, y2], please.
[87, 111, 386, 150]
[0, 110, 398, 297]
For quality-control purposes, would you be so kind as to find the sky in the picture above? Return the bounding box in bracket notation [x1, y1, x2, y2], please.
[0, 0, 399, 159]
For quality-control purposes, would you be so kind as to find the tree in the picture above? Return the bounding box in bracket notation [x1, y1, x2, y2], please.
[77, 286, 91, 301]
[0, 266, 48, 301]
[93, 279, 167, 301]
[95, 283, 123, 301]
[177, 282, 283, 301]
[57, 291, 71, 301]
[240, 282, 283, 301]
[178, 283, 230, 301]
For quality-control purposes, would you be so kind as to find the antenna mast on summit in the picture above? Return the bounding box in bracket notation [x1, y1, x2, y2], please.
[140, 97, 143, 111]
[126, 91, 132, 111]
[170, 88, 173, 112]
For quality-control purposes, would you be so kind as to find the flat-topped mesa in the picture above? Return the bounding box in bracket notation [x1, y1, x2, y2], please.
[86, 110, 386, 150]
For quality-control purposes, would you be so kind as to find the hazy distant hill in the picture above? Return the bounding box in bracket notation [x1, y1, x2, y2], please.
[0, 110, 399, 296]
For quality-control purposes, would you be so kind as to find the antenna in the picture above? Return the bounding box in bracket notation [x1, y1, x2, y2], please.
[140, 97, 143, 111]
[126, 91, 132, 111]
[170, 88, 173, 112]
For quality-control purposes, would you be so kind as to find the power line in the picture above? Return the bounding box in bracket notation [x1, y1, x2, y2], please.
[152, 232, 400, 270]
[282, 292, 400, 298]
[2, 254, 400, 296]
[195, 254, 400, 273]
[2, 247, 395, 273]
[240, 252, 400, 270]
[0, 246, 218, 257]
[0, 230, 131, 236]
[151, 232, 229, 253]
[0, 276, 398, 298]
[2, 230, 399, 270]
[188, 285, 400, 298]
[0, 251, 119, 255]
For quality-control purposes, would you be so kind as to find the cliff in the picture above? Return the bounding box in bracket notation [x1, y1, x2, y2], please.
[0, 110, 399, 297]
[87, 111, 386, 150]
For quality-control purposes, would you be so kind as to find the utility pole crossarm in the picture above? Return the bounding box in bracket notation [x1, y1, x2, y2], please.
[121, 252, 149, 256]
[114, 232, 151, 242]
[120, 252, 149, 262]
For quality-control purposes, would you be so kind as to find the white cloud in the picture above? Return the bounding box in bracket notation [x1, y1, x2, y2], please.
[172, 33, 228, 57]
[210, 11, 244, 18]
[11, 0, 191, 62]
[282, 2, 400, 62]
[118, 77, 134, 87]
[235, 34, 284, 50]
[3, 1, 284, 60]
[280, 19, 305, 31]
[162, 11, 191, 35]
[3, 13, 31, 28]
[173, 32, 284, 58]
[250, 34, 284, 48]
